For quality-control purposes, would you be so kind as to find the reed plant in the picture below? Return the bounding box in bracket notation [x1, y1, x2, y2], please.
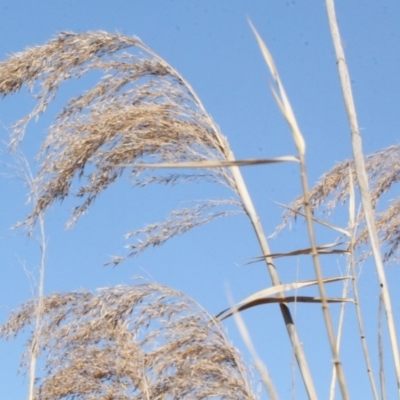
[1, 2, 399, 398]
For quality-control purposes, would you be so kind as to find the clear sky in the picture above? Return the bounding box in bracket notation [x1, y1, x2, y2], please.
[1, 1, 400, 399]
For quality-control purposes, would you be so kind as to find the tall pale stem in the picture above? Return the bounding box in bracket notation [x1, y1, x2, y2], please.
[144, 45, 318, 398]
[228, 157, 318, 400]
[326, 0, 400, 396]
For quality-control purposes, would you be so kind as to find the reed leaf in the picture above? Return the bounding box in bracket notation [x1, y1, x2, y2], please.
[219, 297, 353, 322]
[217, 276, 351, 321]
[251, 243, 348, 261]
[125, 155, 299, 168]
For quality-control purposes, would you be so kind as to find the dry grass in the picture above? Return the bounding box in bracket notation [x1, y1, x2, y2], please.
[0, 282, 255, 400]
[0, 30, 318, 397]
[2, 8, 399, 398]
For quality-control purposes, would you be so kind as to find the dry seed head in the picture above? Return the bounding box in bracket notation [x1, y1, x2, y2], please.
[277, 144, 400, 262]
[0, 283, 256, 400]
[1, 31, 241, 261]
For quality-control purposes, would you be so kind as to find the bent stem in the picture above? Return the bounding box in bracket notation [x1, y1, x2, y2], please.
[326, 1, 400, 396]
[229, 163, 318, 400]
[141, 39, 317, 399]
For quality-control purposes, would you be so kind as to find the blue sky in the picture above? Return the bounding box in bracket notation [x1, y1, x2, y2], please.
[1, 1, 400, 399]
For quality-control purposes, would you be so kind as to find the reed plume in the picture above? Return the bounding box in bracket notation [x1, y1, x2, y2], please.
[1, 31, 240, 264]
[279, 144, 400, 263]
[0, 282, 256, 400]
